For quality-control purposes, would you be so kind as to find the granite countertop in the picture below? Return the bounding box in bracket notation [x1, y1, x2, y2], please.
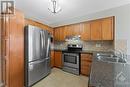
[51, 48, 111, 54]
[51, 49, 67, 51]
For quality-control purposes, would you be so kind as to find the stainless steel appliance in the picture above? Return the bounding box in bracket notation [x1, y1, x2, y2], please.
[62, 44, 82, 75]
[24, 25, 51, 87]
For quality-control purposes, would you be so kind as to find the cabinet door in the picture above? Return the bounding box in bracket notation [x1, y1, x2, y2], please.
[90, 20, 102, 40]
[62, 26, 66, 40]
[51, 51, 54, 67]
[54, 28, 60, 41]
[80, 54, 92, 76]
[54, 27, 65, 41]
[54, 51, 62, 68]
[65, 25, 74, 36]
[73, 23, 81, 36]
[1, 15, 10, 87]
[9, 10, 24, 87]
[102, 17, 114, 40]
[64, 25, 71, 39]
[59, 27, 65, 41]
[80, 22, 90, 40]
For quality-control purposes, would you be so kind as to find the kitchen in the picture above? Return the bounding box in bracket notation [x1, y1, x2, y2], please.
[0, 0, 130, 87]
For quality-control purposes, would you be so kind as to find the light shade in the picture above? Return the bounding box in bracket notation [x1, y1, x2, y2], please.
[48, 0, 61, 14]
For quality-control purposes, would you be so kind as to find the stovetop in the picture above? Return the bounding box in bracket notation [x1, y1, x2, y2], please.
[62, 49, 82, 53]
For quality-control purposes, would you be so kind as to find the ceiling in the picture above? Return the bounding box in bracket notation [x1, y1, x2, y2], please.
[16, 0, 130, 27]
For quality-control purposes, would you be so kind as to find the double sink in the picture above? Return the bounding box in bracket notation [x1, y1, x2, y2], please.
[97, 53, 127, 64]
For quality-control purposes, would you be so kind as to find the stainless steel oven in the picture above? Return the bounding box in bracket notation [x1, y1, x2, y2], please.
[62, 44, 82, 75]
[63, 53, 79, 68]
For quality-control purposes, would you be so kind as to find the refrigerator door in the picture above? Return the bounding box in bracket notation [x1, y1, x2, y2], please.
[42, 30, 51, 74]
[28, 59, 47, 86]
[43, 30, 51, 58]
[25, 25, 43, 62]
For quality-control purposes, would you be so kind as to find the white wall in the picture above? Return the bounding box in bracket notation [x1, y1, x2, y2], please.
[53, 4, 130, 55]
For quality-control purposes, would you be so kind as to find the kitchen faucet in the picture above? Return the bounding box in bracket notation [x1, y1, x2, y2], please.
[109, 49, 127, 63]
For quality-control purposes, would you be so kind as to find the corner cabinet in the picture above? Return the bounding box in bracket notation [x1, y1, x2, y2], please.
[1, 10, 24, 87]
[80, 53, 92, 76]
[101, 17, 114, 40]
[90, 17, 114, 40]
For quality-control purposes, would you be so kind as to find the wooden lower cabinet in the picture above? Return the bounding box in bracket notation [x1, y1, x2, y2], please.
[54, 51, 63, 68]
[51, 51, 54, 67]
[80, 53, 92, 76]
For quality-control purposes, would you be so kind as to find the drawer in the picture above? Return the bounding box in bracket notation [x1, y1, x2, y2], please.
[81, 54, 90, 57]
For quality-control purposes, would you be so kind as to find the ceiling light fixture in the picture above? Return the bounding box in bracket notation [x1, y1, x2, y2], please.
[48, 0, 61, 14]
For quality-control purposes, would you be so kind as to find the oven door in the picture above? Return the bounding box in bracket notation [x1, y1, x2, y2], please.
[63, 53, 79, 68]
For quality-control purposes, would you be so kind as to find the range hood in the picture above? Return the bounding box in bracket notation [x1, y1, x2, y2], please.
[65, 35, 81, 41]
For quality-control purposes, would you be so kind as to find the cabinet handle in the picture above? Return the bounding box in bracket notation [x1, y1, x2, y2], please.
[2, 15, 9, 37]
[1, 56, 7, 86]
[2, 39, 9, 57]
[3, 40, 7, 57]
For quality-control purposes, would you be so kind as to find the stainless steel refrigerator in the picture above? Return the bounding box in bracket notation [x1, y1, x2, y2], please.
[24, 25, 51, 87]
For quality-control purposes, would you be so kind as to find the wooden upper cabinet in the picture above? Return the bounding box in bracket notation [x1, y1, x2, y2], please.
[73, 23, 81, 36]
[64, 26, 68, 39]
[54, 16, 114, 41]
[90, 20, 102, 40]
[65, 25, 74, 36]
[25, 19, 53, 35]
[54, 28, 59, 41]
[60, 27, 65, 41]
[54, 27, 61, 41]
[101, 17, 114, 40]
[54, 51, 62, 68]
[54, 27, 65, 41]
[80, 22, 90, 40]
[64, 24, 81, 37]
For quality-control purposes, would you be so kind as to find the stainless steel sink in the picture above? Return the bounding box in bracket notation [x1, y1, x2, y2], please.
[97, 53, 127, 64]
[97, 56, 127, 63]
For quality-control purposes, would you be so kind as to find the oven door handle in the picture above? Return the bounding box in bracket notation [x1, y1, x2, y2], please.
[63, 53, 79, 56]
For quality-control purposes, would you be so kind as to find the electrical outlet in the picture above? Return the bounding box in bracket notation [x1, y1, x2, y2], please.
[96, 43, 101, 47]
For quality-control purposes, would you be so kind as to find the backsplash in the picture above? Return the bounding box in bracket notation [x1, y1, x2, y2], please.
[82, 41, 114, 51]
[53, 40, 114, 51]
[115, 39, 127, 54]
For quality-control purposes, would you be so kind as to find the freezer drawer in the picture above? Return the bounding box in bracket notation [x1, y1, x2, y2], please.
[28, 59, 47, 86]
[46, 57, 51, 74]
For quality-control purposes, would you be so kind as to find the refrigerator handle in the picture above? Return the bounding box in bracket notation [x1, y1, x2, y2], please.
[46, 37, 51, 57]
[43, 31, 46, 49]
[29, 59, 46, 65]
[40, 31, 43, 56]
